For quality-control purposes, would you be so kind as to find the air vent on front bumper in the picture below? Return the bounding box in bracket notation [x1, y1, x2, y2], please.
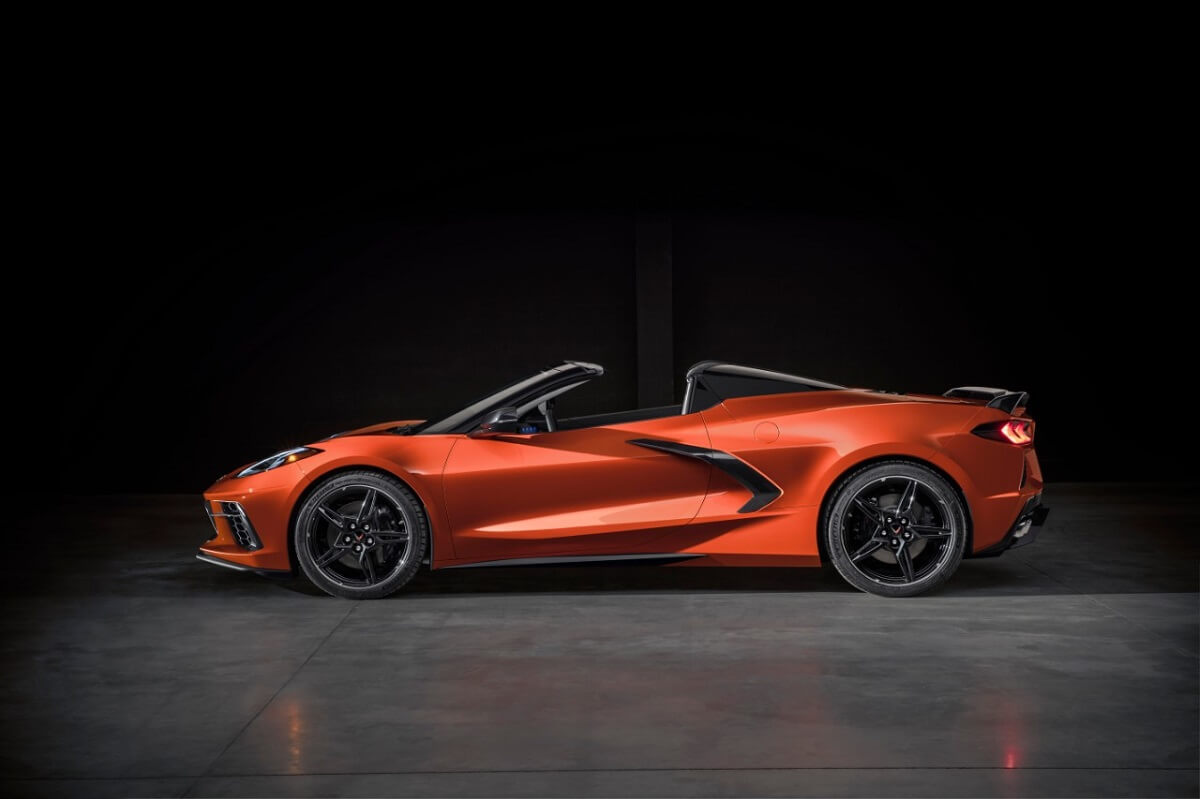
[204, 501, 263, 550]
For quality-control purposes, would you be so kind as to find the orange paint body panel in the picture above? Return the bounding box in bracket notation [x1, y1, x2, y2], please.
[440, 413, 711, 561]
[201, 382, 1042, 574]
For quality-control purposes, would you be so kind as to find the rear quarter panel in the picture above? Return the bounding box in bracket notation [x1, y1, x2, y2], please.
[691, 391, 1020, 556]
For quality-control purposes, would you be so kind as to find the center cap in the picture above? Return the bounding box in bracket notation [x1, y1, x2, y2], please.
[892, 524, 904, 534]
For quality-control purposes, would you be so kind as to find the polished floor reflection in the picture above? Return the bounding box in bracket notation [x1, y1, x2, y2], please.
[0, 484, 1196, 798]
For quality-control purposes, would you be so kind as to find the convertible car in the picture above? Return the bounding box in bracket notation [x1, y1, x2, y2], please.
[199, 361, 1046, 598]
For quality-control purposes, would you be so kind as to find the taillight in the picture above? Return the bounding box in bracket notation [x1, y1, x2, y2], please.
[973, 419, 1034, 445]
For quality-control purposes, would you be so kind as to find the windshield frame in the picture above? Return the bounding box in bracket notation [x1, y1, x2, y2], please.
[413, 361, 604, 435]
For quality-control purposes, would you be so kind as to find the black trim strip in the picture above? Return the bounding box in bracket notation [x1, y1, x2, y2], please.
[195, 552, 291, 577]
[443, 553, 705, 569]
[627, 438, 782, 513]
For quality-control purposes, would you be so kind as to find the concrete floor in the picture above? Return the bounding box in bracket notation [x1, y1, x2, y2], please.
[0, 484, 1196, 798]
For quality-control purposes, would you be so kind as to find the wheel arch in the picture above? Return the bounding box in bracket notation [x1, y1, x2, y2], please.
[815, 454, 974, 564]
[286, 464, 436, 573]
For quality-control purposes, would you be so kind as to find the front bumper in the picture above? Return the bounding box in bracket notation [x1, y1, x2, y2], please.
[197, 466, 305, 572]
[971, 493, 1049, 557]
[197, 497, 292, 576]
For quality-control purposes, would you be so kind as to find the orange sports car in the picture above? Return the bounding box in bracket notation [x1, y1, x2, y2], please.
[199, 361, 1046, 598]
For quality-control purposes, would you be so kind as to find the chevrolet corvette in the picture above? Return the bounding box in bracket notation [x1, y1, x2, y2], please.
[199, 361, 1046, 598]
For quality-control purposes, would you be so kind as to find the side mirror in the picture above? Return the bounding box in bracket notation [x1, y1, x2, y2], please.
[469, 407, 524, 438]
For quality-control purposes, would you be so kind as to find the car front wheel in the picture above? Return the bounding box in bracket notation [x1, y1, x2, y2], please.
[294, 471, 428, 599]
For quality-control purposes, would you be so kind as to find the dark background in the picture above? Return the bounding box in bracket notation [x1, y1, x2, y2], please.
[9, 66, 1188, 492]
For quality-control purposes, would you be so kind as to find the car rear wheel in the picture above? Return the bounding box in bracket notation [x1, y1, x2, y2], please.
[824, 461, 967, 597]
[294, 471, 428, 599]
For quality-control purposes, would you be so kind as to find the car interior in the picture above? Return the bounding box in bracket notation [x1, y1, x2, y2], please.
[506, 363, 839, 434]
[514, 388, 683, 434]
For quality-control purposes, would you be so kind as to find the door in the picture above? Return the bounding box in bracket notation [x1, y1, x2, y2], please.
[441, 414, 712, 561]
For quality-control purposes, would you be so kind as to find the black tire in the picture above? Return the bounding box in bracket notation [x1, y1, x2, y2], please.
[294, 470, 428, 599]
[824, 461, 967, 597]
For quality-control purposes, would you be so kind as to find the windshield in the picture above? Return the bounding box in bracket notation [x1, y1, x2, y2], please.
[413, 361, 604, 435]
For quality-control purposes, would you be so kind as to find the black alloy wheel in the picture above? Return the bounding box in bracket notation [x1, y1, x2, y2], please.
[294, 471, 428, 599]
[824, 461, 967, 597]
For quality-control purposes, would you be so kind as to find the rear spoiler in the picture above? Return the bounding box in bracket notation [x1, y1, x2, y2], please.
[943, 386, 1029, 414]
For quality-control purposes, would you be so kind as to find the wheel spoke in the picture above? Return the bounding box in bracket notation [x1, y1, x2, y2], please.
[896, 480, 918, 515]
[912, 524, 951, 538]
[315, 546, 347, 567]
[316, 505, 345, 529]
[851, 539, 884, 562]
[853, 496, 881, 521]
[896, 545, 916, 581]
[357, 489, 377, 523]
[372, 528, 409, 543]
[309, 484, 411, 587]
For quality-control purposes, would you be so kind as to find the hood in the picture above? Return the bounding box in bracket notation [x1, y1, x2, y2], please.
[321, 419, 426, 440]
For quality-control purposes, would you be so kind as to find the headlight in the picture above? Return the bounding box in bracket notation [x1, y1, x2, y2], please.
[236, 447, 322, 478]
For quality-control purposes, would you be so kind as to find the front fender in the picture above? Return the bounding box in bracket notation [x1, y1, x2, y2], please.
[294, 439, 459, 564]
